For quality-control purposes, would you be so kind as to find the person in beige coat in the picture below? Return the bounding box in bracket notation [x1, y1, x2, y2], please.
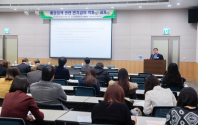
[31, 59, 40, 71]
[109, 68, 138, 94]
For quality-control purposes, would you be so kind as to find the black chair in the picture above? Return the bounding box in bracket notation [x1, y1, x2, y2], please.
[151, 106, 175, 118]
[36, 103, 65, 110]
[20, 73, 27, 77]
[108, 72, 118, 77]
[138, 73, 152, 78]
[73, 74, 84, 80]
[74, 86, 96, 97]
[0, 76, 5, 78]
[99, 81, 105, 87]
[130, 77, 145, 90]
[161, 84, 183, 91]
[0, 117, 25, 125]
[52, 79, 68, 86]
[0, 98, 4, 106]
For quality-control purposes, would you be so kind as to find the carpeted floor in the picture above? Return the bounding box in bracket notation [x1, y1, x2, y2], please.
[185, 81, 198, 93]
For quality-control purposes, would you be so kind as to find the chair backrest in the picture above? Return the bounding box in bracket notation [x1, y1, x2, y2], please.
[36, 103, 65, 110]
[138, 73, 152, 78]
[40, 63, 48, 66]
[0, 117, 25, 125]
[52, 79, 67, 86]
[99, 81, 105, 87]
[73, 74, 84, 80]
[0, 98, 4, 106]
[161, 84, 183, 92]
[130, 77, 145, 83]
[108, 72, 118, 77]
[106, 65, 115, 68]
[74, 64, 82, 68]
[151, 106, 175, 118]
[74, 86, 96, 97]
[20, 73, 27, 77]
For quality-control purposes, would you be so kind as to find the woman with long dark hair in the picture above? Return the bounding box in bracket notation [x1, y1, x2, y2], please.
[162, 63, 184, 87]
[109, 68, 138, 94]
[143, 75, 177, 115]
[166, 87, 198, 125]
[78, 67, 100, 95]
[92, 84, 137, 125]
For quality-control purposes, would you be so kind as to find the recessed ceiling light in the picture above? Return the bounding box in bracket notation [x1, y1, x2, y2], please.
[60, 8, 63, 9]
[177, 3, 180, 5]
[86, 7, 89, 9]
[111, 7, 114, 8]
[168, 5, 171, 7]
[14, 9, 17, 11]
[139, 6, 142, 8]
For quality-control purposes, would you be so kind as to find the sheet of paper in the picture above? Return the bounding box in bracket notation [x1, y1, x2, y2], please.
[77, 116, 91, 123]
[136, 90, 144, 94]
[67, 96, 75, 100]
[134, 101, 145, 107]
[146, 120, 165, 125]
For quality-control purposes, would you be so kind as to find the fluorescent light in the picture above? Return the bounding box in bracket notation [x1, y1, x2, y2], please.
[177, 3, 180, 5]
[111, 7, 114, 8]
[14, 9, 17, 11]
[139, 6, 142, 8]
[168, 5, 171, 7]
[60, 8, 63, 9]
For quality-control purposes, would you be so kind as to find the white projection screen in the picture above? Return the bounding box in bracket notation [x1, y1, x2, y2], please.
[50, 19, 112, 59]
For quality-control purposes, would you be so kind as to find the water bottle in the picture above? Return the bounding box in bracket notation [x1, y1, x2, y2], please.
[15, 61, 17, 66]
[48, 62, 50, 65]
[82, 63, 83, 66]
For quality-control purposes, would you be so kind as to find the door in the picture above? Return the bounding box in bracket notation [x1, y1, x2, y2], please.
[151, 36, 180, 69]
[3, 35, 18, 65]
[0, 35, 3, 60]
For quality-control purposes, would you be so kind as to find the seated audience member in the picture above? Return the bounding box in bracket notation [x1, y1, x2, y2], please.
[109, 68, 138, 94]
[27, 65, 44, 85]
[166, 87, 198, 125]
[92, 84, 137, 125]
[30, 65, 67, 108]
[0, 67, 20, 98]
[0, 75, 44, 124]
[81, 57, 91, 72]
[78, 67, 101, 96]
[144, 75, 177, 115]
[31, 59, 41, 71]
[0, 60, 9, 76]
[162, 63, 184, 87]
[54, 57, 70, 80]
[94, 62, 110, 84]
[17, 58, 31, 73]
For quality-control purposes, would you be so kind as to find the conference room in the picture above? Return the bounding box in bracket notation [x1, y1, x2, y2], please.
[0, 0, 198, 125]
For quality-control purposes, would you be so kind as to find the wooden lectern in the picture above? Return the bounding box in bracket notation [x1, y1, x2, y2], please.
[144, 59, 166, 74]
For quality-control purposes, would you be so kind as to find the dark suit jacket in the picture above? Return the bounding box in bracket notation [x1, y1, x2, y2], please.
[54, 66, 70, 80]
[0, 65, 7, 76]
[16, 63, 31, 73]
[150, 53, 164, 60]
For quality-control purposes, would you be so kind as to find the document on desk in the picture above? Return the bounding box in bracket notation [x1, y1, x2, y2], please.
[135, 101, 145, 107]
[136, 90, 144, 94]
[77, 116, 91, 123]
[146, 120, 165, 125]
[67, 96, 75, 100]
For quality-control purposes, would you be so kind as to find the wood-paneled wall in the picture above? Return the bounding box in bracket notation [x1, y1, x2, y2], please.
[18, 58, 197, 82]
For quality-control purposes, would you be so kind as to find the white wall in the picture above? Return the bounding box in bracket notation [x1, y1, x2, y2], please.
[0, 9, 197, 62]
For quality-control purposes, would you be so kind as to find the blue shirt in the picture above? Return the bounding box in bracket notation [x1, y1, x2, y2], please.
[153, 54, 158, 59]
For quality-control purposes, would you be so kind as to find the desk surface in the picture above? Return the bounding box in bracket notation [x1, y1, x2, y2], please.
[67, 96, 90, 102]
[0, 107, 67, 122]
[137, 116, 165, 125]
[56, 111, 91, 123]
[84, 97, 104, 103]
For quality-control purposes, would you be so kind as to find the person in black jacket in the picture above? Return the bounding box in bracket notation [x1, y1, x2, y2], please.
[92, 84, 137, 125]
[54, 57, 70, 80]
[94, 62, 110, 84]
[162, 63, 184, 87]
[16, 58, 31, 74]
[0, 60, 9, 76]
[150, 48, 164, 60]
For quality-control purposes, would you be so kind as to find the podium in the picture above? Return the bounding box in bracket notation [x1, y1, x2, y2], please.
[144, 59, 166, 74]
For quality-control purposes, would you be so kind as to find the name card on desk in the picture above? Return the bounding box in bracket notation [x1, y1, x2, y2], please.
[146, 120, 165, 125]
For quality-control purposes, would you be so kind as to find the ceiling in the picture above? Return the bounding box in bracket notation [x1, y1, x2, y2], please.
[0, 0, 197, 12]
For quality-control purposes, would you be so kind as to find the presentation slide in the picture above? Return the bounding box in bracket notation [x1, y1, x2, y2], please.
[50, 19, 112, 59]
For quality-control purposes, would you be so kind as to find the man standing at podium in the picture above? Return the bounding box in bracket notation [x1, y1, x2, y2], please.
[150, 48, 164, 60]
